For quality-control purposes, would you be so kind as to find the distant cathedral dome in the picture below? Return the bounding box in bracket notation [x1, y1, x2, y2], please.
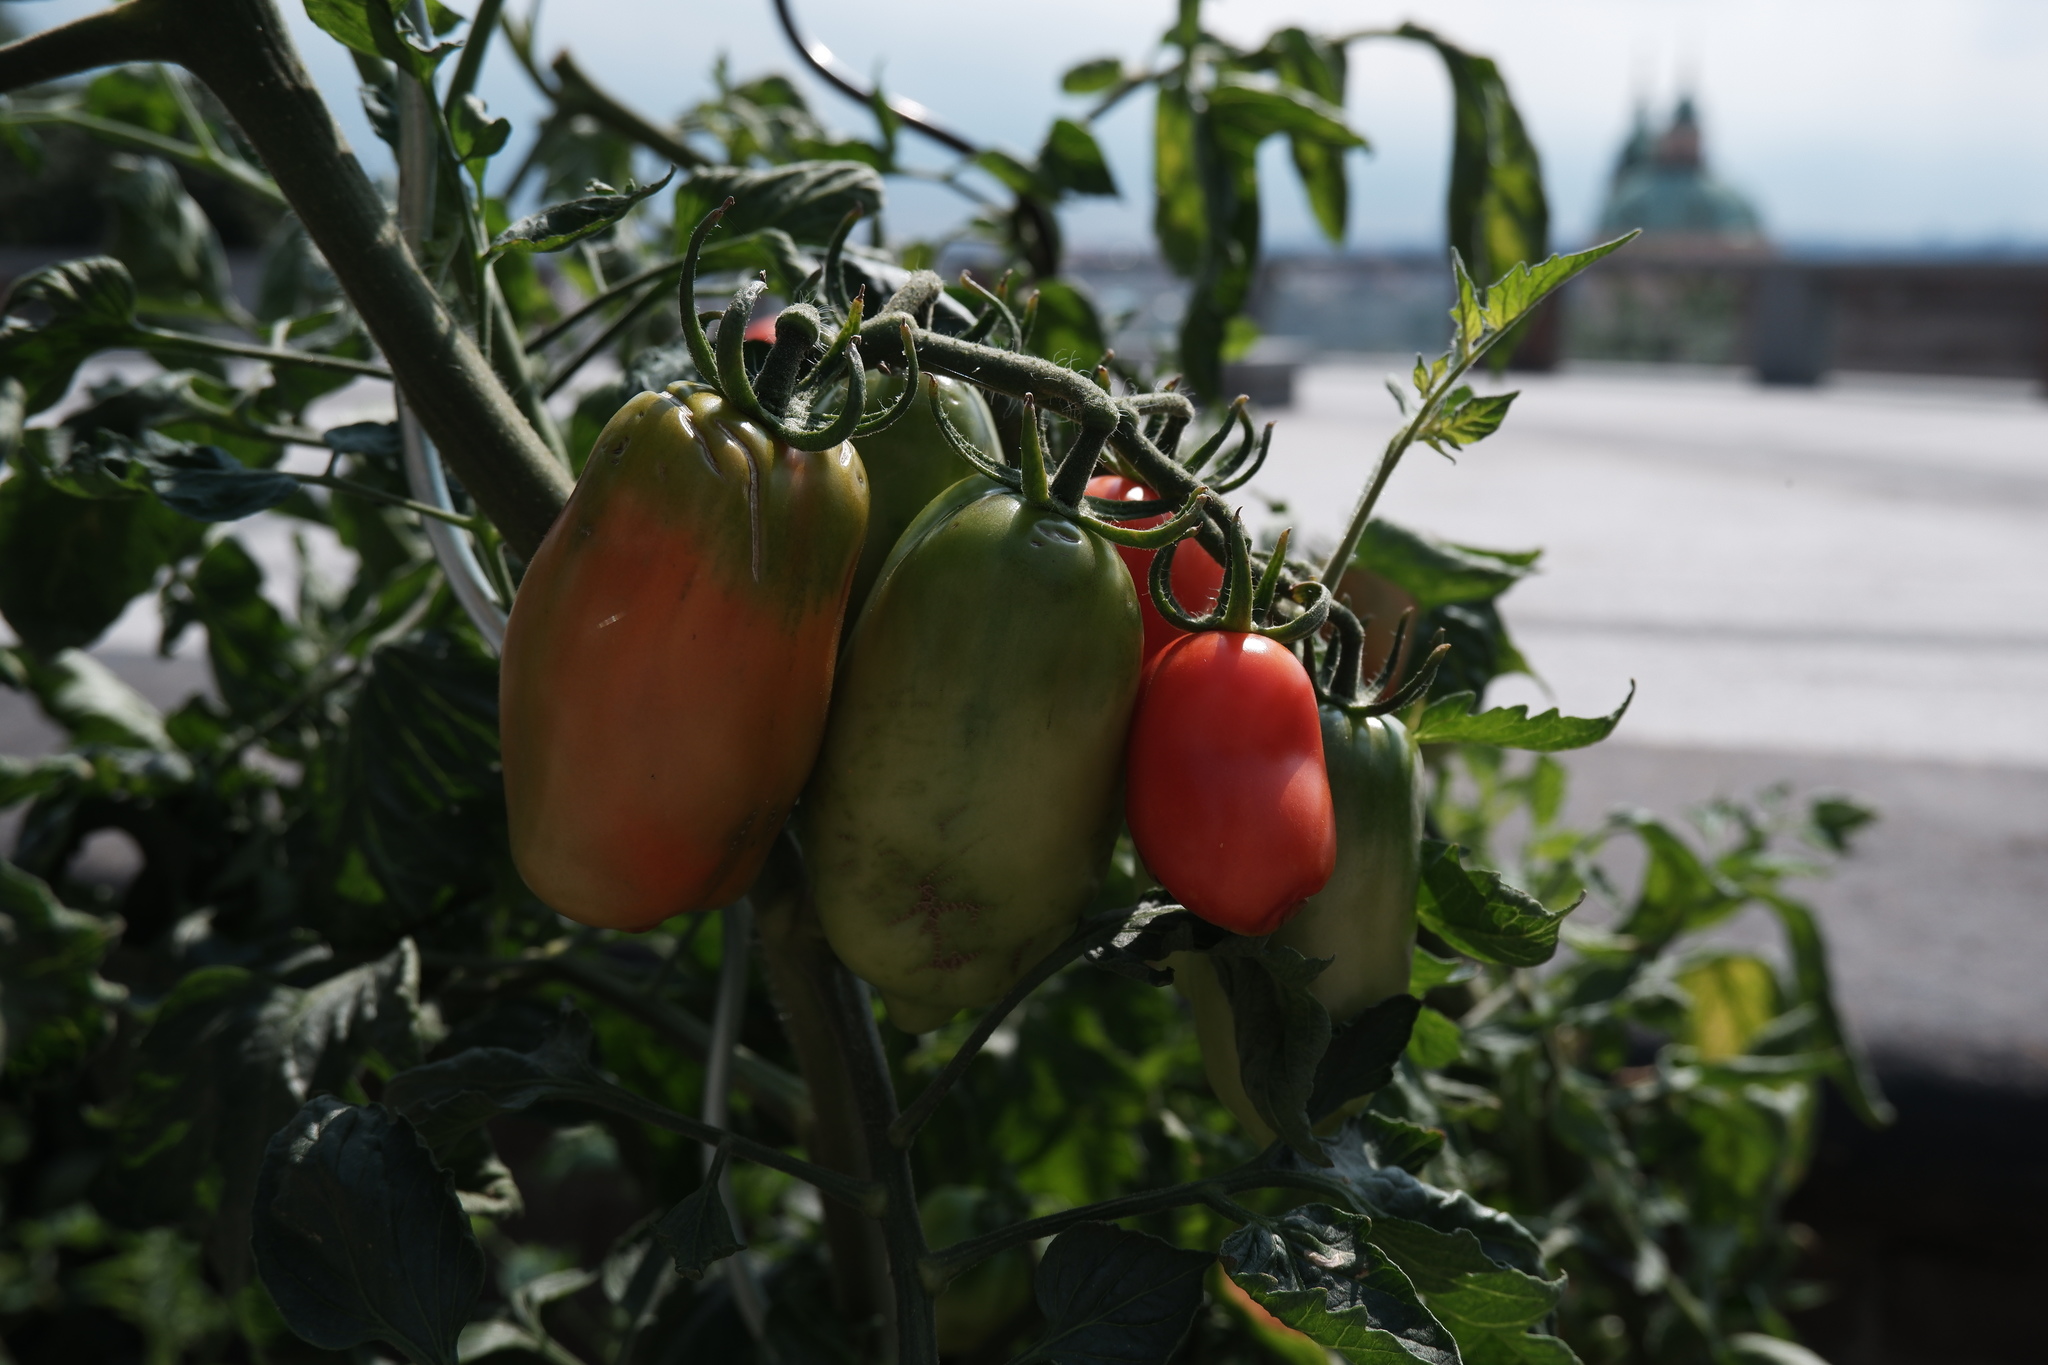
[1599, 97, 1766, 248]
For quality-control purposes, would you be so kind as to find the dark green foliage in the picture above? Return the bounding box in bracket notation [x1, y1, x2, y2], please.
[1024, 1223, 1211, 1365]
[252, 1097, 481, 1364]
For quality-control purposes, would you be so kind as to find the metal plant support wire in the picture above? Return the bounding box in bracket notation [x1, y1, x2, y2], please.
[395, 0, 512, 653]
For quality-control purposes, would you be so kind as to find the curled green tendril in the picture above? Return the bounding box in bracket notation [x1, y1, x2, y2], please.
[925, 376, 1019, 487]
[1184, 397, 1252, 476]
[1261, 580, 1332, 646]
[818, 207, 862, 311]
[680, 199, 734, 388]
[712, 277, 771, 416]
[854, 324, 921, 438]
[775, 341, 867, 452]
[1361, 633, 1450, 718]
[1079, 487, 1211, 550]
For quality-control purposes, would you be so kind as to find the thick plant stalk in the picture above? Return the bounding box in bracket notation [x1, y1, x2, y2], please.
[704, 902, 774, 1345]
[0, 0, 574, 559]
[754, 861, 893, 1340]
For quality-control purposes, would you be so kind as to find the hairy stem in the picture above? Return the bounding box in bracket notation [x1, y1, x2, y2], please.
[0, 0, 575, 558]
[827, 960, 939, 1365]
[1318, 358, 1475, 584]
[134, 327, 390, 378]
[754, 849, 893, 1341]
[920, 1162, 1361, 1287]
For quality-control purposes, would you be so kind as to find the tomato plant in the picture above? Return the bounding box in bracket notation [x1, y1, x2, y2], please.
[0, 3, 1888, 1365]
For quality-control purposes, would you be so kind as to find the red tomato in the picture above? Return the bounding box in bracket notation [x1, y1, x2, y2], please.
[1125, 631, 1336, 935]
[1087, 473, 1224, 664]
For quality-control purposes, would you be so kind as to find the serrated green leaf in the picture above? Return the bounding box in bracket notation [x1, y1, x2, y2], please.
[1424, 389, 1516, 451]
[1759, 890, 1893, 1126]
[653, 1145, 743, 1280]
[1416, 841, 1572, 968]
[1461, 1330, 1584, 1364]
[1267, 29, 1354, 242]
[973, 148, 1042, 198]
[1211, 946, 1334, 1163]
[1208, 75, 1364, 150]
[103, 155, 236, 320]
[1152, 85, 1205, 277]
[1411, 684, 1632, 751]
[1062, 57, 1125, 94]
[1612, 813, 1742, 948]
[252, 1097, 480, 1365]
[1223, 1206, 1456, 1365]
[1028, 1222, 1211, 1365]
[489, 169, 674, 259]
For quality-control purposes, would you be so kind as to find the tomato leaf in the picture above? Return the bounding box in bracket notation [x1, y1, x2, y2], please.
[384, 1012, 605, 1148]
[1027, 278, 1110, 372]
[1349, 520, 1537, 611]
[1407, 950, 1475, 995]
[1039, 118, 1119, 198]
[303, 0, 459, 82]
[99, 942, 423, 1283]
[1419, 388, 1516, 453]
[1061, 57, 1125, 94]
[489, 169, 674, 260]
[1403, 1006, 1463, 1069]
[1445, 234, 1637, 368]
[672, 160, 884, 247]
[1084, 903, 1230, 985]
[1023, 1222, 1211, 1365]
[1307, 993, 1421, 1122]
[1411, 684, 1633, 751]
[1362, 1114, 1445, 1177]
[653, 1145, 744, 1280]
[1416, 841, 1574, 968]
[0, 862, 123, 1080]
[252, 1097, 481, 1365]
[1221, 1204, 1459, 1365]
[1210, 945, 1334, 1163]
[0, 257, 142, 414]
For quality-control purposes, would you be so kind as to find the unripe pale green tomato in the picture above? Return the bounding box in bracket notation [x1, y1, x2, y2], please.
[845, 372, 1001, 619]
[803, 476, 1142, 1033]
[921, 1186, 1035, 1355]
[1174, 711, 1423, 1143]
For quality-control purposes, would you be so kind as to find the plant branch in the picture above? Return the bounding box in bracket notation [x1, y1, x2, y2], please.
[770, 0, 979, 157]
[0, 107, 284, 204]
[826, 958, 939, 1365]
[888, 907, 1138, 1149]
[525, 255, 684, 354]
[919, 1161, 1362, 1288]
[1317, 357, 1476, 584]
[425, 949, 812, 1132]
[133, 326, 391, 378]
[0, 0, 578, 559]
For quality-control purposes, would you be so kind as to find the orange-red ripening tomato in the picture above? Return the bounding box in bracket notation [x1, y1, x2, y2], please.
[500, 386, 869, 930]
[1086, 473, 1224, 664]
[1125, 631, 1336, 935]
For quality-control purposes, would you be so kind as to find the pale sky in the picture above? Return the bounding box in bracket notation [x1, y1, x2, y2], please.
[18, 0, 2048, 252]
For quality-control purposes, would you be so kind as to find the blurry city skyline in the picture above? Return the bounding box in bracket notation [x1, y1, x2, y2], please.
[12, 0, 2048, 254]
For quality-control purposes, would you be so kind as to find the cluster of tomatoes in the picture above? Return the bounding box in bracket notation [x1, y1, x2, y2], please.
[499, 326, 1418, 1040]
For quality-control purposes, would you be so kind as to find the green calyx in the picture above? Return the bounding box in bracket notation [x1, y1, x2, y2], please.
[920, 382, 1210, 553]
[1315, 604, 1450, 717]
[1149, 510, 1331, 644]
[680, 201, 920, 452]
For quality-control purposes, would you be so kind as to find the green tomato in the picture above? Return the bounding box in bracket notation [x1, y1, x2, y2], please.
[845, 372, 1002, 619]
[1174, 710, 1423, 1144]
[804, 476, 1141, 1032]
[921, 1186, 1035, 1355]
